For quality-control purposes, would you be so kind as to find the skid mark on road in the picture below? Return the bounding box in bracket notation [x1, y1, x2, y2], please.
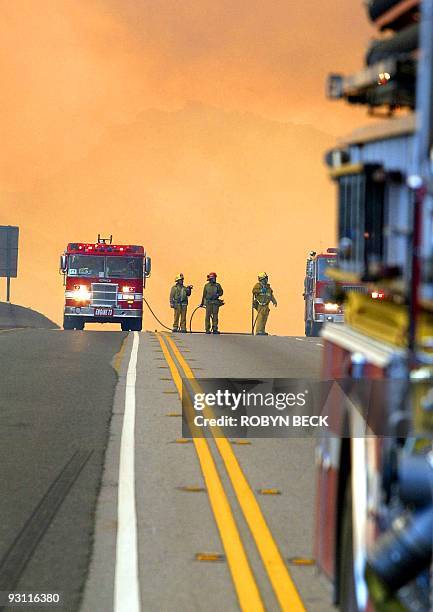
[0, 451, 92, 596]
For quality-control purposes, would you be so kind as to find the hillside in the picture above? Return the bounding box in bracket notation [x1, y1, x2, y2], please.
[0, 302, 59, 329]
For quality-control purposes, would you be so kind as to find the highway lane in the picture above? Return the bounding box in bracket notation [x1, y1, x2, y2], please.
[0, 329, 125, 612]
[84, 332, 333, 612]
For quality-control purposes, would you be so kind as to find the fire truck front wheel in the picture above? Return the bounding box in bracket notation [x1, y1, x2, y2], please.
[130, 318, 142, 331]
[311, 322, 322, 336]
[121, 318, 142, 332]
[305, 320, 321, 337]
[63, 316, 84, 331]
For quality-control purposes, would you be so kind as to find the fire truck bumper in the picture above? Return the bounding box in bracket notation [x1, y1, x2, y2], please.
[64, 306, 142, 320]
[315, 313, 344, 324]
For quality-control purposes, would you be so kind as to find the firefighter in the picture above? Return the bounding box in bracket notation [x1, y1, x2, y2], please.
[170, 274, 193, 332]
[252, 272, 277, 335]
[201, 272, 224, 334]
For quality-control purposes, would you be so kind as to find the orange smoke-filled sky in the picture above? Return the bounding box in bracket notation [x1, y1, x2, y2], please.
[1, 1, 373, 334]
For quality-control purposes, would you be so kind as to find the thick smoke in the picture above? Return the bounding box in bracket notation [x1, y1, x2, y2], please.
[1, 1, 372, 333]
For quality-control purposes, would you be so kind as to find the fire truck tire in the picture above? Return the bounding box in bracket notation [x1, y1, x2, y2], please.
[339, 477, 359, 612]
[132, 319, 143, 331]
[63, 316, 76, 330]
[121, 319, 142, 332]
[311, 322, 321, 337]
[128, 318, 142, 332]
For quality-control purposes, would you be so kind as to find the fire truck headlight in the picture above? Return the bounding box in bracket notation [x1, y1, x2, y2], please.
[324, 302, 339, 312]
[72, 285, 91, 301]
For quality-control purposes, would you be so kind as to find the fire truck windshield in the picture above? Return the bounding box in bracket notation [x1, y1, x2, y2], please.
[106, 256, 142, 279]
[68, 255, 105, 277]
[316, 257, 337, 281]
[67, 255, 142, 278]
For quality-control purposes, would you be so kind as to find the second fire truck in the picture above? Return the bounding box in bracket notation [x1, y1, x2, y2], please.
[304, 248, 344, 336]
[304, 249, 371, 336]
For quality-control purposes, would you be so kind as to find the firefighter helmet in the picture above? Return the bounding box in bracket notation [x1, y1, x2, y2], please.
[175, 273, 184, 282]
[258, 272, 268, 280]
[207, 272, 217, 279]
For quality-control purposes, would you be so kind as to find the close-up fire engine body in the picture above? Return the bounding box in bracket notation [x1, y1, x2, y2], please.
[60, 235, 151, 330]
[315, 1, 433, 610]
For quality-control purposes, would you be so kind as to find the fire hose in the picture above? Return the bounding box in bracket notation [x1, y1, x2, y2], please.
[188, 305, 204, 333]
[143, 297, 173, 331]
[189, 303, 255, 335]
[143, 296, 256, 335]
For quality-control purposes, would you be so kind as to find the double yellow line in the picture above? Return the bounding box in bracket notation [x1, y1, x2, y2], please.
[156, 332, 305, 612]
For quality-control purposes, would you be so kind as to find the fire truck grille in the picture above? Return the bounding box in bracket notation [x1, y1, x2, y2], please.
[91, 283, 118, 306]
[341, 285, 368, 294]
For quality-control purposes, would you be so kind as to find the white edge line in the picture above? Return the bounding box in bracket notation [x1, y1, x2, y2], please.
[114, 331, 141, 612]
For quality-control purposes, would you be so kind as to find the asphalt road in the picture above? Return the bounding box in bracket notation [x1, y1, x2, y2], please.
[0, 328, 333, 612]
[0, 329, 125, 612]
[83, 331, 333, 612]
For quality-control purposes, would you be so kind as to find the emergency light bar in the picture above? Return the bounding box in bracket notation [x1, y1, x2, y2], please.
[67, 243, 144, 254]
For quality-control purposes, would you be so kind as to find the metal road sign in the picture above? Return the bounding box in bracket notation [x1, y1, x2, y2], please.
[0, 226, 19, 278]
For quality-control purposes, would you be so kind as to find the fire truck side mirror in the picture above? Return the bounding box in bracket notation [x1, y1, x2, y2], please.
[59, 254, 67, 273]
[144, 256, 152, 278]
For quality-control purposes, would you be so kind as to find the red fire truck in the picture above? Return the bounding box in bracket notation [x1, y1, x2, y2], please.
[59, 235, 151, 331]
[304, 249, 345, 336]
[304, 250, 380, 337]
